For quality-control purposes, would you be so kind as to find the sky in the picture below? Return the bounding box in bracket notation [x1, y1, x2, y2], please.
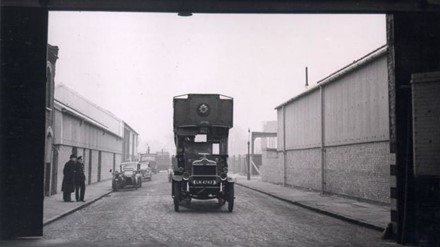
[48, 12, 386, 155]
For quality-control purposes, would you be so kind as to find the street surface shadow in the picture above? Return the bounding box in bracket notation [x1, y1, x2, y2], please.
[112, 187, 139, 192]
[175, 200, 232, 214]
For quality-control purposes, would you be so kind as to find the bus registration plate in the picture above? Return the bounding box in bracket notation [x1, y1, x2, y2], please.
[193, 179, 217, 185]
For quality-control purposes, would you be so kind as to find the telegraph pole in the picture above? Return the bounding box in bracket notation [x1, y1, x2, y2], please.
[247, 128, 251, 180]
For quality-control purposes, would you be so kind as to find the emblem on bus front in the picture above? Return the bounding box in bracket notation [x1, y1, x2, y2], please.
[197, 103, 210, 117]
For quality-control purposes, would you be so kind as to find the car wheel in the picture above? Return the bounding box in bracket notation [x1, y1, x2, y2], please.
[173, 182, 180, 212]
[227, 183, 234, 212]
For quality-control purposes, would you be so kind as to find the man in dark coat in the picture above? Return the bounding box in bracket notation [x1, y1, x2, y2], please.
[74, 156, 86, 202]
[62, 154, 76, 202]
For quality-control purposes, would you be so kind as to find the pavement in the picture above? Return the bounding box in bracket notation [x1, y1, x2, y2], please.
[232, 174, 390, 232]
[43, 179, 113, 225]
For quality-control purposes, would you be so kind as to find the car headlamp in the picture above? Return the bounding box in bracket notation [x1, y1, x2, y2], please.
[220, 173, 227, 181]
[178, 167, 184, 173]
[183, 172, 190, 180]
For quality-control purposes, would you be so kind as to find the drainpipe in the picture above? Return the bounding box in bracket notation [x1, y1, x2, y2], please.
[282, 105, 286, 187]
[305, 67, 309, 88]
[251, 133, 254, 177]
[320, 85, 326, 193]
[247, 129, 251, 180]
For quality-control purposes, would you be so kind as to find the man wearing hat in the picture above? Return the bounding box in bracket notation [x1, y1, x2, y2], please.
[61, 154, 76, 202]
[74, 156, 86, 202]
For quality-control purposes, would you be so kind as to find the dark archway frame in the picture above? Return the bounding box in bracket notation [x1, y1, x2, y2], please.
[1, 1, 440, 244]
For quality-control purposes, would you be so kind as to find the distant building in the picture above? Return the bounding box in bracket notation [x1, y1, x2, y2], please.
[122, 122, 139, 162]
[155, 150, 171, 171]
[228, 126, 249, 156]
[261, 121, 277, 151]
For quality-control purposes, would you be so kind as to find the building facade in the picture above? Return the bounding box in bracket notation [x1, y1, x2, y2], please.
[265, 46, 390, 204]
[122, 122, 139, 162]
[261, 121, 277, 151]
[44, 44, 59, 196]
[46, 84, 138, 195]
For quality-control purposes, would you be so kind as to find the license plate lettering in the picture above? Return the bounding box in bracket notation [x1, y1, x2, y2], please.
[193, 180, 216, 185]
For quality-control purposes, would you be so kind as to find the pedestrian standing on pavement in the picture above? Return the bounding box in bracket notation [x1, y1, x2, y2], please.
[61, 154, 76, 202]
[74, 156, 86, 202]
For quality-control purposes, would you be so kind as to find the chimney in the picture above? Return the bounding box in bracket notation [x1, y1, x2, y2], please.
[305, 67, 309, 89]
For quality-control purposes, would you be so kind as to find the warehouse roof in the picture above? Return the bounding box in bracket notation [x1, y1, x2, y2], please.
[54, 100, 110, 131]
[54, 84, 138, 138]
[275, 45, 388, 110]
[123, 121, 139, 135]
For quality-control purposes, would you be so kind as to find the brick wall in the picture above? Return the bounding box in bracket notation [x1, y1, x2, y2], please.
[285, 148, 322, 191]
[260, 149, 283, 184]
[411, 70, 440, 246]
[325, 142, 390, 203]
[412, 72, 440, 176]
[261, 143, 390, 203]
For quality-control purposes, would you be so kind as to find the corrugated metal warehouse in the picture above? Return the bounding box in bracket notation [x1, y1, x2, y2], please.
[47, 84, 139, 195]
[266, 45, 390, 203]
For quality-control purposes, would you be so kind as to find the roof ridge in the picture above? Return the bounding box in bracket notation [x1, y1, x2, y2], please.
[275, 45, 388, 109]
[55, 84, 121, 120]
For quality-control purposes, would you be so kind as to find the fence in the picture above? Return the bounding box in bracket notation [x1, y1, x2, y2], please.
[228, 154, 262, 176]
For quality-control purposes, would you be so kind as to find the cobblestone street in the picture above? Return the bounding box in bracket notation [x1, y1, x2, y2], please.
[43, 173, 397, 246]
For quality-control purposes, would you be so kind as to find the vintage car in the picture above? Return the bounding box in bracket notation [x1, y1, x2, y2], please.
[112, 162, 142, 191]
[139, 162, 153, 181]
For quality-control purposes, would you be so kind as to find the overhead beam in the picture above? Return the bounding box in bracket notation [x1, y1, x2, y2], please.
[1, 0, 440, 13]
[251, 132, 277, 140]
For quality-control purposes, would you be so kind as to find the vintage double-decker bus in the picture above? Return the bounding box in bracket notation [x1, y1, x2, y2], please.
[171, 94, 235, 212]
